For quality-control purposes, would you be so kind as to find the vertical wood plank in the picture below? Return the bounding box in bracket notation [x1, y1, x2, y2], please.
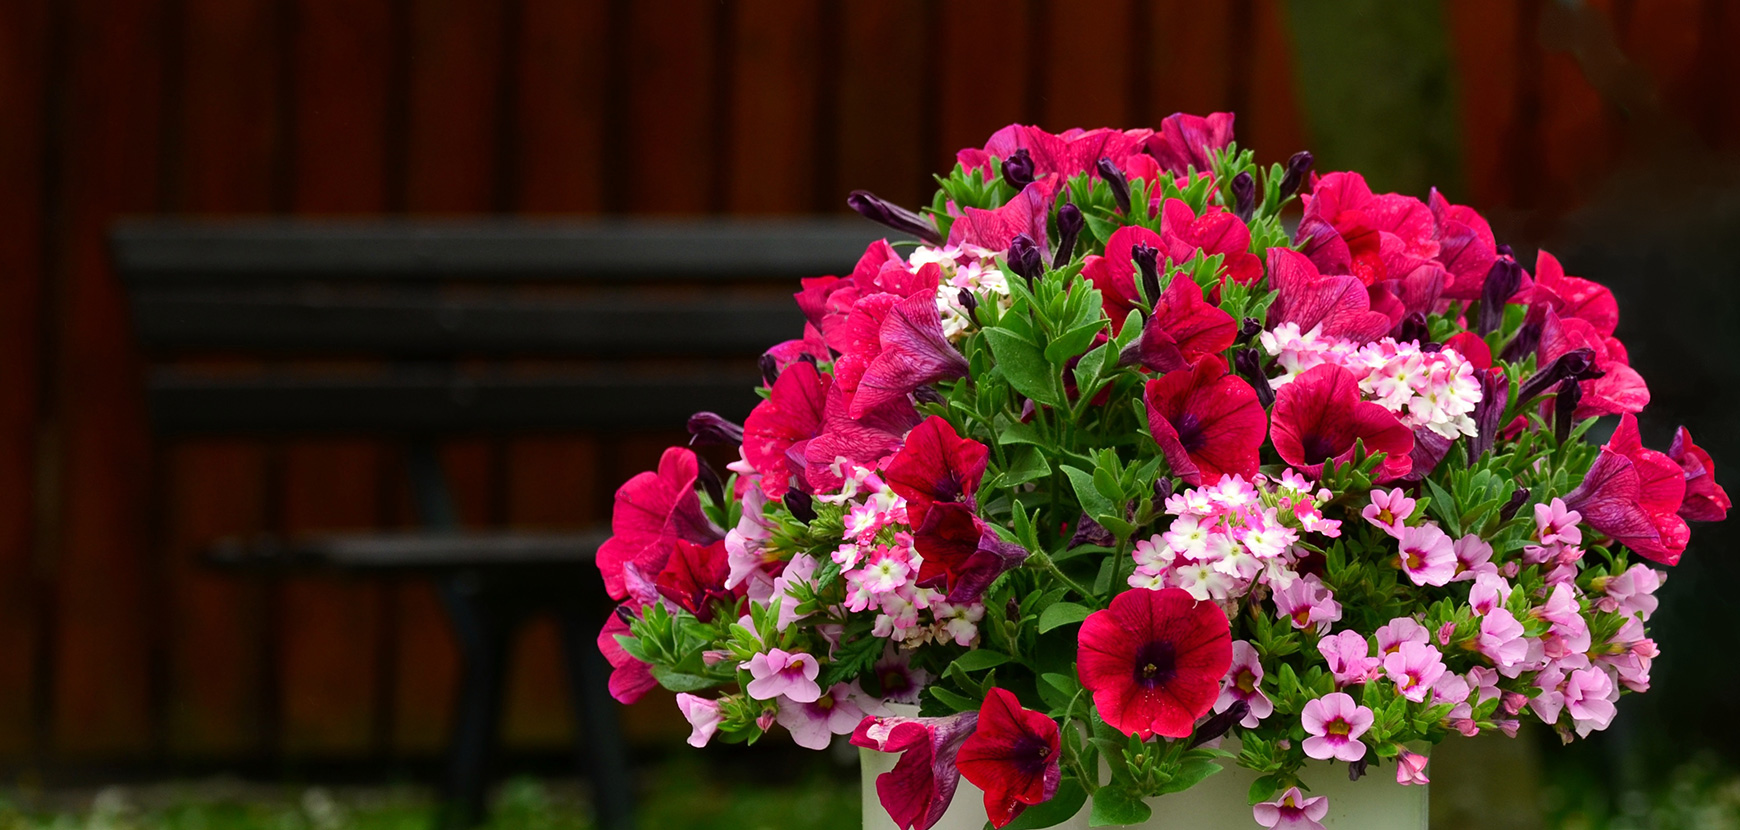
[1038, 0, 1133, 131]
[1145, 2, 1236, 122]
[1444, 0, 1521, 208]
[1243, 0, 1307, 166]
[0, 0, 50, 759]
[160, 0, 282, 756]
[833, 0, 927, 207]
[935, 0, 1033, 170]
[621, 0, 722, 214]
[48, 0, 167, 757]
[724, 0, 822, 214]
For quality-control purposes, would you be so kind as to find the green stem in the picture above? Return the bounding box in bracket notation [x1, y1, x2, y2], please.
[1029, 551, 1099, 607]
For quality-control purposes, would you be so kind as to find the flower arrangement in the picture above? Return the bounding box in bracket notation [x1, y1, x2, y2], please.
[597, 112, 1730, 829]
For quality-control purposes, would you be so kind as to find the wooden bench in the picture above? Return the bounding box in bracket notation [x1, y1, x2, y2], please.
[112, 217, 881, 829]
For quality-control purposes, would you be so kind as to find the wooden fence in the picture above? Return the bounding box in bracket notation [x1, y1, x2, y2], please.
[0, 0, 1735, 765]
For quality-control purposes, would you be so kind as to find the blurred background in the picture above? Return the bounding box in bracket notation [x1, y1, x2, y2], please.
[1, 0, 1738, 827]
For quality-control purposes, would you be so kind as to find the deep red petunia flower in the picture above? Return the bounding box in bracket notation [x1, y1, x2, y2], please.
[958, 124, 1152, 181]
[1077, 587, 1233, 739]
[1264, 248, 1394, 344]
[912, 502, 1030, 604]
[1529, 249, 1618, 338]
[956, 688, 1061, 829]
[1429, 188, 1501, 300]
[1144, 111, 1235, 176]
[1082, 224, 1165, 330]
[1669, 426, 1730, 523]
[852, 711, 980, 830]
[1270, 363, 1415, 482]
[1127, 270, 1238, 373]
[1566, 413, 1689, 565]
[596, 447, 724, 600]
[742, 360, 831, 498]
[884, 416, 989, 529]
[654, 539, 739, 623]
[1158, 198, 1263, 286]
[947, 179, 1057, 258]
[1297, 171, 1439, 286]
[852, 291, 970, 418]
[803, 381, 922, 494]
[597, 613, 657, 704]
[1143, 355, 1265, 487]
[1537, 308, 1648, 419]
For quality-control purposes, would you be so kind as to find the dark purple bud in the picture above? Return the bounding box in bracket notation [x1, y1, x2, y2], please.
[783, 489, 816, 523]
[1230, 171, 1256, 222]
[1553, 377, 1582, 444]
[1421, 342, 1445, 353]
[1188, 700, 1248, 749]
[1132, 244, 1162, 305]
[1496, 243, 1514, 260]
[1002, 148, 1034, 190]
[1499, 487, 1530, 522]
[1154, 477, 1175, 503]
[1007, 233, 1043, 284]
[1278, 151, 1314, 200]
[1238, 317, 1263, 344]
[1053, 203, 1084, 269]
[1468, 368, 1509, 464]
[1234, 348, 1274, 408]
[913, 385, 945, 405]
[758, 353, 781, 386]
[687, 411, 744, 447]
[1476, 257, 1523, 335]
[1517, 347, 1597, 403]
[1096, 157, 1131, 214]
[1006, 595, 1021, 621]
[1500, 321, 1541, 363]
[695, 456, 725, 507]
[957, 288, 978, 317]
[1396, 311, 1429, 345]
[1068, 513, 1115, 548]
[614, 604, 641, 625]
[1348, 755, 1372, 782]
[847, 189, 943, 244]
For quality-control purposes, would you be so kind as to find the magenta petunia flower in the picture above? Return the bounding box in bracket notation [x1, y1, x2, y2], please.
[1301, 691, 1373, 762]
[675, 693, 722, 748]
[1143, 356, 1266, 487]
[1429, 188, 1501, 300]
[946, 179, 1056, 258]
[959, 124, 1152, 182]
[1537, 308, 1648, 419]
[597, 613, 656, 705]
[1265, 248, 1394, 344]
[1158, 198, 1263, 285]
[1145, 111, 1235, 176]
[742, 648, 822, 703]
[803, 380, 922, 494]
[1669, 426, 1730, 523]
[1128, 268, 1239, 373]
[884, 416, 989, 530]
[912, 502, 1030, 604]
[852, 710, 979, 830]
[852, 291, 970, 418]
[1269, 363, 1414, 482]
[1297, 171, 1439, 287]
[596, 447, 724, 600]
[1565, 413, 1689, 564]
[1529, 249, 1618, 338]
[955, 687, 1062, 829]
[1253, 787, 1329, 830]
[653, 539, 739, 623]
[742, 360, 830, 498]
[1083, 224, 1166, 329]
[1077, 587, 1233, 739]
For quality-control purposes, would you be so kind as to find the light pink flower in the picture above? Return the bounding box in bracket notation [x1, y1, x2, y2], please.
[1477, 608, 1530, 674]
[743, 648, 822, 703]
[1397, 524, 1456, 586]
[1375, 617, 1429, 655]
[1535, 583, 1591, 660]
[1383, 641, 1447, 702]
[1318, 630, 1381, 686]
[777, 683, 868, 749]
[1301, 692, 1373, 762]
[1534, 498, 1583, 547]
[1468, 572, 1513, 616]
[1274, 575, 1342, 634]
[1530, 665, 1567, 724]
[1597, 563, 1663, 619]
[1599, 617, 1656, 692]
[771, 554, 819, 631]
[1217, 640, 1275, 727]
[1396, 750, 1430, 785]
[1253, 787, 1329, 830]
[1564, 667, 1617, 737]
[1450, 534, 1496, 582]
[676, 693, 723, 748]
[1361, 488, 1416, 537]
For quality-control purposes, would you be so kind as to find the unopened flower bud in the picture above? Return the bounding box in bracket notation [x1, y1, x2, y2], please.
[1348, 756, 1372, 782]
[1517, 347, 1597, 403]
[695, 457, 725, 507]
[784, 489, 816, 523]
[1396, 311, 1430, 345]
[1007, 234, 1043, 284]
[1002, 148, 1035, 190]
[687, 411, 744, 447]
[1154, 477, 1175, 502]
[1553, 377, 1583, 443]
[1188, 700, 1248, 749]
[758, 353, 781, 386]
[1234, 349, 1275, 408]
[957, 288, 978, 317]
[1499, 487, 1530, 522]
[1279, 151, 1314, 200]
[1469, 368, 1509, 464]
[1500, 321, 1541, 363]
[913, 385, 945, 405]
[1096, 157, 1131, 214]
[1132, 244, 1162, 304]
[846, 189, 943, 244]
[1238, 317, 1263, 343]
[1230, 171, 1256, 222]
[1477, 257, 1523, 335]
[1053, 203, 1084, 269]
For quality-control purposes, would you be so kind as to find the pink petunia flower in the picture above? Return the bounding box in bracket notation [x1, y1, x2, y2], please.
[1216, 641, 1275, 728]
[1396, 750, 1430, 785]
[1318, 630, 1381, 687]
[742, 648, 822, 703]
[1396, 524, 1457, 586]
[1273, 576, 1342, 634]
[675, 694, 723, 748]
[1361, 488, 1417, 537]
[1253, 787, 1329, 830]
[1383, 641, 1447, 702]
[1301, 692, 1374, 762]
[776, 683, 867, 750]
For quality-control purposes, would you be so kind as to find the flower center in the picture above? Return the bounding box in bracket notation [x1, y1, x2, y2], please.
[882, 670, 909, 693]
[1133, 640, 1177, 689]
[1300, 433, 1343, 465]
[1172, 412, 1206, 452]
[1235, 669, 1257, 694]
[1327, 718, 1351, 738]
[816, 694, 835, 711]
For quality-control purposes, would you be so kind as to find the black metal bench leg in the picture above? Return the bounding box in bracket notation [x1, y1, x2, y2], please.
[439, 574, 512, 830]
[559, 607, 636, 830]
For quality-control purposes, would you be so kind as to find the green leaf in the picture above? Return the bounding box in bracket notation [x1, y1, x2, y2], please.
[1064, 466, 1116, 520]
[951, 650, 1013, 673]
[1088, 788, 1152, 827]
[1248, 774, 1282, 805]
[1005, 779, 1089, 830]
[986, 327, 1064, 408]
[995, 417, 1047, 447]
[927, 685, 979, 713]
[1003, 445, 1052, 487]
[650, 667, 720, 693]
[1038, 602, 1093, 633]
[1045, 320, 1106, 364]
[1156, 757, 1223, 795]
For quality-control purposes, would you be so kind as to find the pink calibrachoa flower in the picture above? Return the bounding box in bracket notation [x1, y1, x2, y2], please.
[1376, 616, 1430, 655]
[1269, 363, 1415, 482]
[1595, 563, 1663, 619]
[1361, 487, 1416, 537]
[1253, 787, 1329, 830]
[955, 688, 1062, 829]
[1252, 783, 1329, 828]
[851, 711, 979, 830]
[776, 683, 867, 750]
[1319, 629, 1381, 686]
[1563, 667, 1618, 738]
[1670, 426, 1731, 523]
[1534, 583, 1592, 660]
[1468, 572, 1513, 616]
[1396, 750, 1431, 785]
[1477, 608, 1530, 675]
[1301, 692, 1374, 762]
[1143, 355, 1267, 487]
[1534, 498, 1583, 547]
[1396, 524, 1457, 586]
[1077, 587, 1233, 739]
[1274, 575, 1341, 633]
[1451, 534, 1497, 582]
[1216, 641, 1275, 728]
[1383, 641, 1447, 702]
[675, 694, 723, 748]
[743, 648, 822, 703]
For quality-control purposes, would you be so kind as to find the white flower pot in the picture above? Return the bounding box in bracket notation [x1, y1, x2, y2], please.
[859, 742, 1427, 830]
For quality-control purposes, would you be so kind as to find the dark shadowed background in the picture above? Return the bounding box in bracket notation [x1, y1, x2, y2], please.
[0, 0, 1735, 795]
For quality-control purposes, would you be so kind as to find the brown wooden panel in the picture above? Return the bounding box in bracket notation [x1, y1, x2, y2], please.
[725, 0, 823, 214]
[935, 0, 1033, 171]
[1038, 0, 1133, 132]
[1244, 0, 1307, 166]
[1445, 0, 1523, 208]
[0, 0, 50, 759]
[279, 0, 398, 758]
[1536, 5, 1621, 223]
[1145, 1, 1236, 123]
[49, 0, 167, 757]
[623, 0, 723, 214]
[833, 0, 927, 208]
[160, 0, 282, 757]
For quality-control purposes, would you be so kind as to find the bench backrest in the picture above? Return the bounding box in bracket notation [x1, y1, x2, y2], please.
[113, 218, 882, 436]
